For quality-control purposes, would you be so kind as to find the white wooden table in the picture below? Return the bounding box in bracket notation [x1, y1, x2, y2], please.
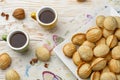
[0, 0, 119, 80]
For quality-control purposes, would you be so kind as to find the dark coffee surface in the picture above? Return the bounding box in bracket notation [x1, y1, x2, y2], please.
[39, 10, 55, 23]
[10, 32, 27, 48]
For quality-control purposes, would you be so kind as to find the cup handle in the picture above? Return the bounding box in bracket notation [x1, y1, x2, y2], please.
[31, 12, 36, 20]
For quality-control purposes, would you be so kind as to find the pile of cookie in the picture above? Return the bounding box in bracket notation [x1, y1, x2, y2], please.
[63, 15, 120, 80]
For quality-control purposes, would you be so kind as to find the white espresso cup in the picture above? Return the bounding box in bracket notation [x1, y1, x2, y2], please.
[7, 30, 29, 52]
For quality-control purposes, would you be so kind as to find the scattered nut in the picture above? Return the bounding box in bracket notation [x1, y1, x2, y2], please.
[35, 46, 50, 61]
[0, 53, 11, 70]
[13, 8, 25, 20]
[5, 69, 20, 80]
[1, 12, 6, 17]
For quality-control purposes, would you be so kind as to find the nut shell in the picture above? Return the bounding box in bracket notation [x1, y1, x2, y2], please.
[0, 53, 11, 70]
[71, 33, 86, 45]
[115, 29, 120, 40]
[96, 15, 105, 28]
[100, 72, 116, 80]
[103, 29, 114, 38]
[82, 40, 95, 49]
[93, 44, 110, 57]
[77, 63, 92, 79]
[106, 35, 118, 48]
[104, 16, 117, 30]
[111, 46, 120, 59]
[108, 59, 120, 73]
[35, 46, 50, 61]
[90, 72, 100, 80]
[5, 69, 20, 80]
[91, 58, 107, 71]
[72, 51, 82, 66]
[13, 8, 25, 20]
[86, 27, 102, 42]
[78, 46, 93, 62]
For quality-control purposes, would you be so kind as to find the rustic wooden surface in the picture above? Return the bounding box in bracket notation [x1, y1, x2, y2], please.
[0, 0, 119, 80]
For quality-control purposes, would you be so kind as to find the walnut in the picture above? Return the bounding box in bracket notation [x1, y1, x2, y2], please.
[13, 8, 25, 20]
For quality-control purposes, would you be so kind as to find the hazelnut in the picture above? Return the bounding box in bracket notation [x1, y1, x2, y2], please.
[13, 8, 25, 20]
[104, 16, 117, 30]
[86, 27, 102, 42]
[96, 15, 105, 28]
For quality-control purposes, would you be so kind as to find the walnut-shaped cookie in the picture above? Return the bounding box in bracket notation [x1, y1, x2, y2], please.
[96, 15, 105, 28]
[71, 33, 86, 45]
[86, 27, 102, 42]
[72, 51, 82, 66]
[91, 58, 107, 71]
[77, 62, 92, 79]
[78, 46, 93, 62]
[104, 16, 117, 30]
[63, 43, 76, 58]
[94, 44, 110, 57]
